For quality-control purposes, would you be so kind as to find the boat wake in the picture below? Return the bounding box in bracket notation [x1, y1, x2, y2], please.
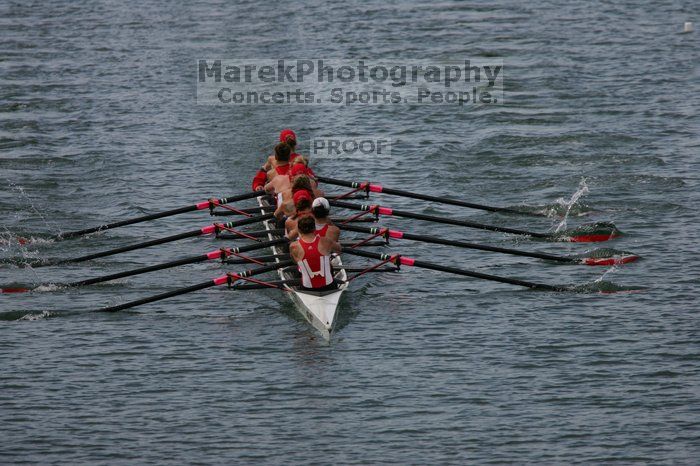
[568, 280, 648, 294]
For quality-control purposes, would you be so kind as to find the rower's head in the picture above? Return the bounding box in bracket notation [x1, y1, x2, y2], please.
[291, 174, 313, 193]
[297, 215, 316, 235]
[293, 190, 313, 211]
[295, 197, 312, 213]
[293, 188, 312, 205]
[274, 143, 291, 163]
[312, 197, 330, 219]
[279, 129, 297, 150]
[292, 155, 308, 166]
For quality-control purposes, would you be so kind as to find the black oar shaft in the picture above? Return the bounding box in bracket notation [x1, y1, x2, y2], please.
[68, 253, 211, 287]
[58, 238, 290, 288]
[329, 200, 549, 239]
[342, 248, 563, 291]
[51, 213, 273, 266]
[99, 260, 293, 312]
[58, 205, 197, 240]
[56, 191, 261, 240]
[318, 176, 525, 214]
[61, 230, 202, 264]
[224, 254, 289, 264]
[99, 280, 217, 312]
[215, 228, 285, 240]
[209, 206, 265, 216]
[338, 224, 571, 263]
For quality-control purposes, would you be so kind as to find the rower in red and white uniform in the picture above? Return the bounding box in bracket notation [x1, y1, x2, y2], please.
[290, 216, 341, 291]
[311, 197, 340, 242]
[265, 142, 291, 182]
[285, 189, 314, 240]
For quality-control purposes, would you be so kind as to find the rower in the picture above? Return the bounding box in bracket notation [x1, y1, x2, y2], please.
[289, 216, 341, 291]
[264, 162, 307, 203]
[266, 142, 292, 182]
[311, 197, 340, 242]
[275, 174, 319, 221]
[285, 190, 313, 240]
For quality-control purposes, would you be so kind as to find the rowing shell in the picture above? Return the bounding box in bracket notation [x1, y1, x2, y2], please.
[257, 195, 349, 340]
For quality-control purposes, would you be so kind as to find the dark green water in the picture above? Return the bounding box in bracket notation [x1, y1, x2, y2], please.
[1, 0, 698, 463]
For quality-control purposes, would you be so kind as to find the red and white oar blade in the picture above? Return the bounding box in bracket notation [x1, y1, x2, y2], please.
[1, 286, 32, 293]
[571, 248, 640, 266]
[554, 222, 623, 242]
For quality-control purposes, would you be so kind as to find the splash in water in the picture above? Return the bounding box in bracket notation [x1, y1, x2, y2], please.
[554, 178, 590, 232]
[4, 179, 61, 242]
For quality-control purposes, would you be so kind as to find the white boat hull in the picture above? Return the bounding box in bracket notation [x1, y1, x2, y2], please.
[257, 196, 348, 340]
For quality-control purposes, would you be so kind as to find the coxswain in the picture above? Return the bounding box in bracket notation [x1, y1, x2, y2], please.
[289, 216, 341, 291]
[285, 190, 313, 240]
[311, 197, 340, 242]
[261, 130, 300, 172]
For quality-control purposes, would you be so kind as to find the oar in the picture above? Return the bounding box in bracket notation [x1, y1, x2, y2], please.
[34, 213, 273, 267]
[329, 200, 620, 242]
[342, 248, 567, 291]
[1, 239, 288, 293]
[51, 191, 262, 240]
[319, 176, 536, 215]
[338, 224, 639, 265]
[223, 253, 290, 265]
[99, 260, 294, 313]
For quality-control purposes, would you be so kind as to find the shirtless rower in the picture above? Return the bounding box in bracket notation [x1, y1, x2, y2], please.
[311, 197, 340, 242]
[265, 142, 292, 182]
[289, 216, 341, 292]
[285, 190, 313, 240]
[275, 174, 319, 221]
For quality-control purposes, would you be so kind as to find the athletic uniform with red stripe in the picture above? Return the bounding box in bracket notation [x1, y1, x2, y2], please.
[297, 235, 334, 289]
[315, 223, 329, 237]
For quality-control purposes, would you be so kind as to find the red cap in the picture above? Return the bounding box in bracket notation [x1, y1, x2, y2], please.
[293, 189, 312, 206]
[279, 129, 296, 143]
[289, 164, 309, 177]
